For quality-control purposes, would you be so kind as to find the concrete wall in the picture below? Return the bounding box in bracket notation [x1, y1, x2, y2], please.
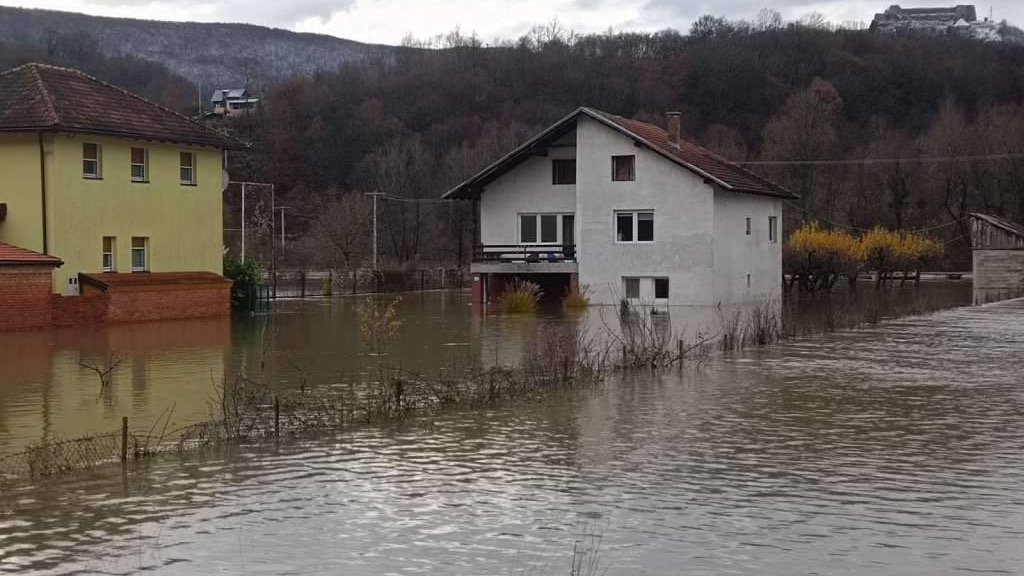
[712, 190, 783, 303]
[479, 136, 576, 245]
[575, 116, 715, 305]
[0, 133, 46, 254]
[1, 133, 227, 293]
[46, 133, 224, 292]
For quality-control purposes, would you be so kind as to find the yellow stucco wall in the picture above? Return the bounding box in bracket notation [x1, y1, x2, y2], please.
[1, 131, 225, 292]
[0, 133, 46, 254]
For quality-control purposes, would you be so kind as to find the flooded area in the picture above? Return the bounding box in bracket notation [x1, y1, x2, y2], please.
[5, 283, 1024, 575]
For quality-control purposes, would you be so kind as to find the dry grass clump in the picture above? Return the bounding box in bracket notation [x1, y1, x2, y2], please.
[562, 284, 591, 311]
[500, 278, 543, 314]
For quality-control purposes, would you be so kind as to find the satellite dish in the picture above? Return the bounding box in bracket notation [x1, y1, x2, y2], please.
[222, 170, 230, 192]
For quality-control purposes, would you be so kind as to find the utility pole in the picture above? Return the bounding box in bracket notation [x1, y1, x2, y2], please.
[366, 191, 382, 270]
[241, 181, 246, 260]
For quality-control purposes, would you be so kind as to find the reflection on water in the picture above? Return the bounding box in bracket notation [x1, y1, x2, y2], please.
[0, 284, 973, 457]
[1, 293, 1022, 575]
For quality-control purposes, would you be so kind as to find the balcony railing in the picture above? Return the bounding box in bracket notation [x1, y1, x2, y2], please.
[473, 244, 576, 264]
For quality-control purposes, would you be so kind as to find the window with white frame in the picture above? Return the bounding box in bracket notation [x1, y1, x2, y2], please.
[768, 216, 778, 243]
[623, 277, 640, 300]
[131, 237, 148, 272]
[130, 147, 148, 182]
[654, 277, 669, 300]
[180, 151, 196, 185]
[102, 237, 115, 272]
[83, 143, 101, 178]
[615, 211, 654, 243]
[519, 213, 573, 244]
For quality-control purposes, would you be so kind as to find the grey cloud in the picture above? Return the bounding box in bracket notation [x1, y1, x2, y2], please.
[87, 0, 357, 26]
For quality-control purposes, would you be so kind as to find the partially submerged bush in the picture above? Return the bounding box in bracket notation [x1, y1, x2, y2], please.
[562, 284, 591, 310]
[499, 279, 543, 314]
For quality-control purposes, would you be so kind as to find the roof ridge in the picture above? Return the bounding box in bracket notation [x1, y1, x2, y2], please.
[26, 62, 244, 147]
[25, 63, 61, 126]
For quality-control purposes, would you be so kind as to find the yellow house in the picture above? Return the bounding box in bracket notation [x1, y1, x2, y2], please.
[0, 63, 245, 296]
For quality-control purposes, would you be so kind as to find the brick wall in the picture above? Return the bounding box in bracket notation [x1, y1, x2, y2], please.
[52, 293, 109, 327]
[0, 265, 57, 330]
[106, 287, 230, 322]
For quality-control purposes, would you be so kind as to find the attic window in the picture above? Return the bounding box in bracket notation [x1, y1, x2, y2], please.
[180, 152, 196, 185]
[612, 155, 635, 181]
[552, 159, 576, 185]
[83, 143, 101, 178]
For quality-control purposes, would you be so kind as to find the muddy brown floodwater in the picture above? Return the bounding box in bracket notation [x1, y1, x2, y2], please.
[4, 283, 1024, 575]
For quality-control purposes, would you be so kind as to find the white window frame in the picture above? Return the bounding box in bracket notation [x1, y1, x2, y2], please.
[614, 210, 654, 243]
[518, 213, 574, 245]
[654, 277, 670, 302]
[180, 151, 196, 185]
[768, 216, 778, 243]
[102, 237, 115, 272]
[130, 147, 148, 182]
[551, 158, 576, 185]
[623, 277, 640, 301]
[130, 237, 148, 272]
[83, 143, 101, 179]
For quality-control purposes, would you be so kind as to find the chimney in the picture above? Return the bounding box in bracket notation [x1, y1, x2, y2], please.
[666, 112, 682, 147]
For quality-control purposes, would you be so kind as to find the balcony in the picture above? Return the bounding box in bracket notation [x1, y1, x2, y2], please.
[470, 244, 578, 274]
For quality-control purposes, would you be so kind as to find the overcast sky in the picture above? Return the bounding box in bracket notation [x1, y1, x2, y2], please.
[2, 0, 1021, 44]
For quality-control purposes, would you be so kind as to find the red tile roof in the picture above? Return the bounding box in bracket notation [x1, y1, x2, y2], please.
[80, 272, 232, 292]
[0, 63, 245, 149]
[444, 107, 796, 200]
[0, 242, 62, 266]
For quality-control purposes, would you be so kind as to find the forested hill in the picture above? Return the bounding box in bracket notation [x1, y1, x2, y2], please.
[0, 6, 385, 86]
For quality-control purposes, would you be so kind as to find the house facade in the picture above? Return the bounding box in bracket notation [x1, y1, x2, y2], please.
[0, 63, 241, 328]
[445, 108, 796, 307]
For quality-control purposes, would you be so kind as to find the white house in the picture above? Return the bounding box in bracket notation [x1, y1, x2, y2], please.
[210, 88, 259, 116]
[444, 107, 797, 307]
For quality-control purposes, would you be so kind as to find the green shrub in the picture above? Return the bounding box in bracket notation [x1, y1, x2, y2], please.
[223, 254, 264, 306]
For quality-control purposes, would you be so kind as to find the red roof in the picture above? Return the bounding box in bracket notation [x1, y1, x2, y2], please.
[444, 107, 796, 200]
[0, 63, 245, 149]
[0, 242, 62, 266]
[80, 272, 232, 291]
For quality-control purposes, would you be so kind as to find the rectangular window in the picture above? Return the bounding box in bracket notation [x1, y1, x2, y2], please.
[624, 278, 640, 300]
[616, 211, 654, 243]
[769, 216, 778, 243]
[612, 155, 635, 181]
[616, 212, 633, 242]
[130, 147, 148, 182]
[540, 214, 558, 243]
[102, 237, 115, 272]
[131, 237, 148, 272]
[520, 214, 538, 244]
[83, 143, 101, 178]
[654, 278, 669, 300]
[180, 152, 196, 185]
[551, 159, 576, 185]
[520, 213, 573, 245]
[745, 217, 751, 236]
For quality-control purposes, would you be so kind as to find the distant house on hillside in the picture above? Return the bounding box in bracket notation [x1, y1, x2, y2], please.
[444, 107, 797, 308]
[211, 88, 259, 116]
[871, 4, 1004, 41]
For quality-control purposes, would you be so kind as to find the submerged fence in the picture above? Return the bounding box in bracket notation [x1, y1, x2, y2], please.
[270, 268, 467, 298]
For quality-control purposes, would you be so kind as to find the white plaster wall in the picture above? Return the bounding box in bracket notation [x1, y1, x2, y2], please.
[478, 145, 576, 245]
[575, 116, 716, 305]
[712, 191, 783, 303]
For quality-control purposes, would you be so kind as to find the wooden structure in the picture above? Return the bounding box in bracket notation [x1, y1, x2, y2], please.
[970, 213, 1024, 304]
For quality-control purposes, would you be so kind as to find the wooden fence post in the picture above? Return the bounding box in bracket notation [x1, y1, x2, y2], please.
[274, 396, 280, 438]
[120, 416, 128, 462]
[300, 270, 306, 298]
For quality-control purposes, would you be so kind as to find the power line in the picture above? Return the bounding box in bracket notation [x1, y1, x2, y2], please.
[786, 201, 964, 234]
[737, 152, 1024, 166]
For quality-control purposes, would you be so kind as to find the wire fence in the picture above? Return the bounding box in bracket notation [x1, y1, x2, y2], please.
[270, 267, 467, 298]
